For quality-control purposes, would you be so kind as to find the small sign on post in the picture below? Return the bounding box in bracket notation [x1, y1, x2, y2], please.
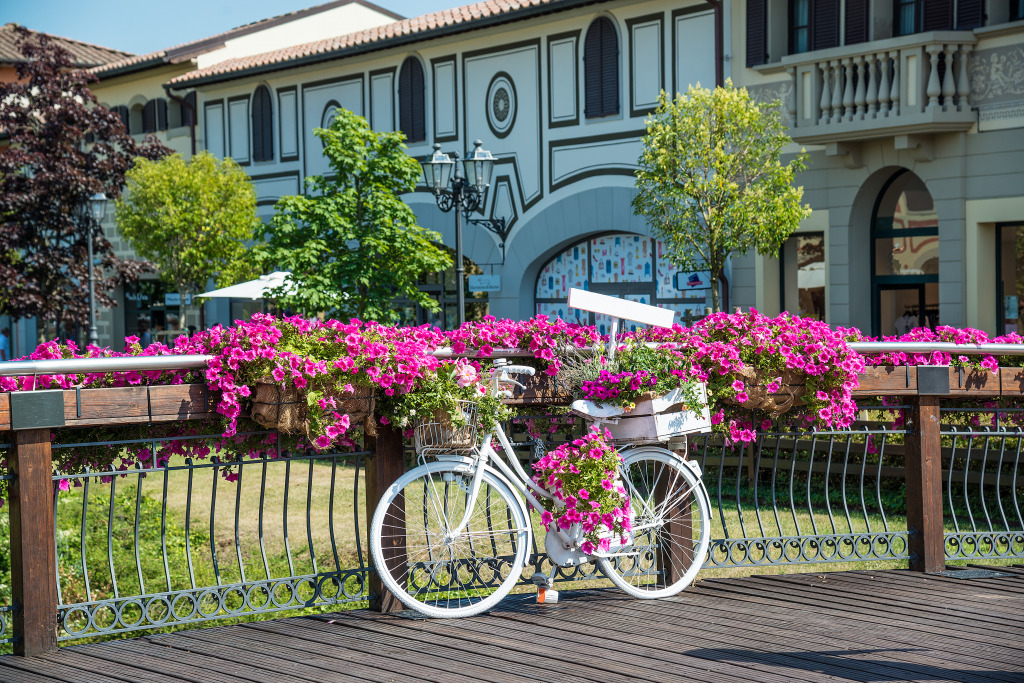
[468, 274, 501, 293]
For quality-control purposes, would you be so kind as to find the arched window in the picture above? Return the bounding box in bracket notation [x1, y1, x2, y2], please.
[398, 57, 425, 143]
[129, 104, 144, 135]
[871, 169, 939, 336]
[536, 233, 704, 333]
[584, 17, 619, 119]
[252, 85, 274, 162]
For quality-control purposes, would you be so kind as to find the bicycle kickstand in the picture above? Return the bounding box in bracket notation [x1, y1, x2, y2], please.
[531, 567, 560, 604]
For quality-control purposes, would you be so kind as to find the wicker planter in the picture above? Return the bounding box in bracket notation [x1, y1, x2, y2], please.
[606, 385, 712, 445]
[251, 382, 375, 437]
[723, 367, 807, 417]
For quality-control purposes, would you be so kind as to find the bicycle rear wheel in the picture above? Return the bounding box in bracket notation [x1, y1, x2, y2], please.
[598, 447, 711, 598]
[369, 462, 530, 618]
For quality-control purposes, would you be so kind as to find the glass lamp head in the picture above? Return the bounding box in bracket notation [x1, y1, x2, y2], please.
[421, 144, 454, 195]
[463, 140, 495, 194]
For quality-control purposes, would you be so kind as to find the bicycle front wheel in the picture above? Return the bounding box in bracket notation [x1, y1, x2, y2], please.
[598, 446, 711, 598]
[369, 462, 531, 618]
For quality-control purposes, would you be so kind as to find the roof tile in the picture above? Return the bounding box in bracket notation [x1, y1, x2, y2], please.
[169, 0, 563, 86]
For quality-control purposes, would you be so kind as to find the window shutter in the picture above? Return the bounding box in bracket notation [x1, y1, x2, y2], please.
[115, 105, 129, 130]
[812, 0, 840, 50]
[844, 0, 870, 44]
[398, 58, 425, 142]
[584, 18, 618, 118]
[142, 100, 156, 133]
[922, 0, 953, 30]
[183, 92, 196, 127]
[251, 86, 274, 162]
[156, 98, 168, 130]
[584, 21, 603, 116]
[956, 0, 983, 28]
[747, 0, 767, 67]
[600, 18, 619, 116]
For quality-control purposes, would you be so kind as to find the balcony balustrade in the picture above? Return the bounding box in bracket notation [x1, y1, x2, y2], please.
[768, 31, 979, 145]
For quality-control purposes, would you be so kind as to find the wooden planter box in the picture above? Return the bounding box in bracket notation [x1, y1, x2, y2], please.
[606, 385, 712, 445]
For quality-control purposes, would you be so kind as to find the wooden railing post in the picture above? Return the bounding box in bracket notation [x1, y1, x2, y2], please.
[904, 395, 945, 572]
[656, 444, 694, 586]
[365, 423, 406, 612]
[9, 428, 58, 655]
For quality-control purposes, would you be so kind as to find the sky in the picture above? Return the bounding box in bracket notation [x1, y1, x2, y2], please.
[5, 0, 464, 55]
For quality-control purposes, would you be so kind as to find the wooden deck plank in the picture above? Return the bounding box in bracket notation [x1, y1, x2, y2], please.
[227, 619, 506, 683]
[509, 590, 1001, 683]
[304, 612, 638, 683]
[412, 599, 766, 683]
[694, 577, 1020, 642]
[2, 570, 1022, 683]
[96, 638, 300, 683]
[743, 574, 1024, 635]
[679, 583, 1024, 670]
[575, 589, 1024, 683]
[700, 576, 1024, 646]
[268, 616, 551, 683]
[80, 641, 262, 683]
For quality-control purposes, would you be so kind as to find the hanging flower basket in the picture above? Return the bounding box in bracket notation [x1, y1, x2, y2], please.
[251, 381, 376, 437]
[723, 367, 807, 417]
[605, 384, 712, 444]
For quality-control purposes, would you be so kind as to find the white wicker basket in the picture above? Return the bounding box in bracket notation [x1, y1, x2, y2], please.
[413, 400, 479, 457]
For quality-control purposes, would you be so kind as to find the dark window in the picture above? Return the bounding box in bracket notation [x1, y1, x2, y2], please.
[155, 98, 168, 131]
[956, 0, 984, 28]
[898, 0, 959, 35]
[845, 0, 870, 44]
[182, 92, 197, 127]
[1013, 0, 1024, 21]
[584, 17, 619, 118]
[997, 224, 1024, 335]
[142, 101, 156, 134]
[747, 0, 768, 66]
[789, 0, 840, 55]
[251, 85, 274, 162]
[895, 0, 920, 35]
[398, 58, 426, 142]
[790, 0, 811, 53]
[113, 105, 129, 130]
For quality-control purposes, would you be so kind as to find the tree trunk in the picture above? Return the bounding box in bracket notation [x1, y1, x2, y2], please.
[710, 269, 721, 313]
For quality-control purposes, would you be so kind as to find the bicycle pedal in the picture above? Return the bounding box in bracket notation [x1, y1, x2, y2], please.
[537, 587, 559, 604]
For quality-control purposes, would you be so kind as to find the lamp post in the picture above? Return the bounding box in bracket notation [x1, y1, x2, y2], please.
[82, 192, 107, 347]
[421, 140, 496, 326]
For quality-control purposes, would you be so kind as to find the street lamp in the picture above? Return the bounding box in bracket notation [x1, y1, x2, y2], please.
[81, 192, 107, 347]
[421, 140, 496, 326]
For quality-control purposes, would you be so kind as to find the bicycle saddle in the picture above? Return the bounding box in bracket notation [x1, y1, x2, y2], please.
[570, 399, 625, 421]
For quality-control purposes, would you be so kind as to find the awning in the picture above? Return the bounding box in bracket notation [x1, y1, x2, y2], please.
[196, 272, 293, 300]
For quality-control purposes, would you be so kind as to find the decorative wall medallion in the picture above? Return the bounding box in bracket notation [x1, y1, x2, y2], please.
[486, 72, 517, 138]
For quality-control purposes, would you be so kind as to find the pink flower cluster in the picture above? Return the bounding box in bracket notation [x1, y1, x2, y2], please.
[580, 369, 658, 403]
[531, 426, 631, 553]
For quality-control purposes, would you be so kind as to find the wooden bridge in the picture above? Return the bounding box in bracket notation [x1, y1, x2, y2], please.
[2, 567, 1022, 682]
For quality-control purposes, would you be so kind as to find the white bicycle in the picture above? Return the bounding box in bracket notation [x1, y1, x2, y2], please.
[369, 292, 713, 618]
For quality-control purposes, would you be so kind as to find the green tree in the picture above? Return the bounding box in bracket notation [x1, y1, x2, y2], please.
[253, 109, 451, 321]
[115, 152, 259, 329]
[632, 81, 811, 312]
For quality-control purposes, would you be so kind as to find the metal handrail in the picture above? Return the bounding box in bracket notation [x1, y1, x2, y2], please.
[2, 341, 1023, 377]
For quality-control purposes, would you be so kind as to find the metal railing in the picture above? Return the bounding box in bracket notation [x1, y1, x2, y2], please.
[47, 430, 369, 642]
[4, 345, 1024, 655]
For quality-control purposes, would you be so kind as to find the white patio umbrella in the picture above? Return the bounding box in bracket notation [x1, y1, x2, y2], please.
[196, 271, 294, 300]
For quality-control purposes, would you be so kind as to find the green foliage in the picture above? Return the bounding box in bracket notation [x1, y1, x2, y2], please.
[252, 109, 452, 321]
[633, 81, 811, 311]
[115, 151, 260, 326]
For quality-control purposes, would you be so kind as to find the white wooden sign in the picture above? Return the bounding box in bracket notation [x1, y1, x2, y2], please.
[567, 288, 675, 328]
